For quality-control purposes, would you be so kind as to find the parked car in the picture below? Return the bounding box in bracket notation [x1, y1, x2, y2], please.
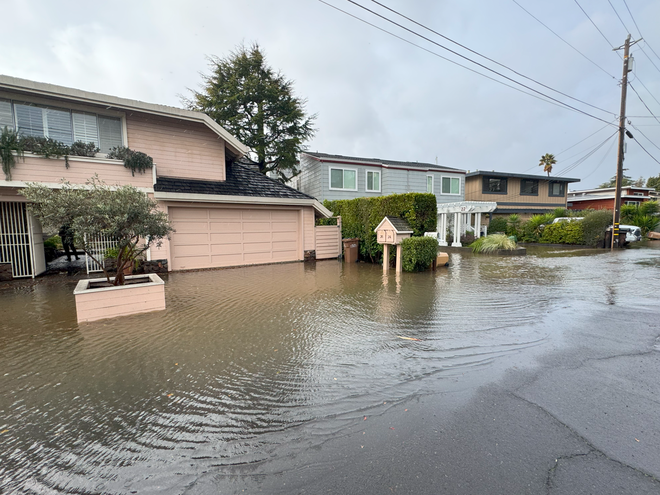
[552, 217, 583, 223]
[619, 225, 642, 242]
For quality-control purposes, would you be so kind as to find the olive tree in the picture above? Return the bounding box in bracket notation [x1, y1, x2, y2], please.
[21, 177, 173, 285]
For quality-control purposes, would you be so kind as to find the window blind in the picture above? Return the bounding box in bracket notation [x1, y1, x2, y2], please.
[45, 108, 73, 145]
[73, 112, 99, 145]
[15, 104, 44, 137]
[0, 100, 13, 130]
[98, 116, 122, 153]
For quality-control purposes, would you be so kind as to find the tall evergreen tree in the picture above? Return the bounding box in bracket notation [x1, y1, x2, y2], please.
[186, 44, 316, 182]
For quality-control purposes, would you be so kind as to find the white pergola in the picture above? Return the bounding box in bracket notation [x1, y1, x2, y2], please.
[435, 201, 497, 247]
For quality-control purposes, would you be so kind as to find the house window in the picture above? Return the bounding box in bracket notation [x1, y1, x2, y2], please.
[441, 176, 460, 195]
[520, 179, 539, 196]
[330, 167, 357, 191]
[0, 100, 123, 153]
[482, 176, 507, 194]
[548, 181, 565, 197]
[625, 201, 640, 206]
[427, 175, 434, 194]
[366, 170, 381, 192]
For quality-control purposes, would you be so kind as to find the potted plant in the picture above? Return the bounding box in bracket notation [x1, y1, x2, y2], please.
[20, 176, 174, 322]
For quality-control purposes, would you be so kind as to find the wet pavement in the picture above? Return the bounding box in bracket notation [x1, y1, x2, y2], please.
[1, 244, 660, 494]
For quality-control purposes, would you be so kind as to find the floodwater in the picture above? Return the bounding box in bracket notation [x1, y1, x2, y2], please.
[1, 244, 660, 493]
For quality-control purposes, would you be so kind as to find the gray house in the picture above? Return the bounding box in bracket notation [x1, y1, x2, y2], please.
[295, 152, 466, 202]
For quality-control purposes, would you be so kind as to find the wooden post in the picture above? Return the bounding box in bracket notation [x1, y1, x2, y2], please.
[396, 244, 402, 273]
[383, 244, 390, 274]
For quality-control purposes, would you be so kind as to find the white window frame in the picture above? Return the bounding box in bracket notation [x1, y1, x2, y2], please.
[329, 167, 358, 191]
[426, 175, 434, 194]
[441, 175, 461, 196]
[365, 169, 381, 193]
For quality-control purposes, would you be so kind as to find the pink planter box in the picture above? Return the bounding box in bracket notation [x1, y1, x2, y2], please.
[73, 274, 165, 323]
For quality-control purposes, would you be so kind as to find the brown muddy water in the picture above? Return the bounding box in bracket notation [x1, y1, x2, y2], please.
[1, 245, 660, 493]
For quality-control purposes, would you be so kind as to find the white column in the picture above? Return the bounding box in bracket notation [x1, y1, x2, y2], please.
[438, 213, 448, 246]
[475, 213, 482, 238]
[395, 244, 403, 273]
[452, 212, 462, 247]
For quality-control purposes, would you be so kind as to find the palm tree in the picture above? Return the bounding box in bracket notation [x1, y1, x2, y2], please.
[539, 153, 556, 177]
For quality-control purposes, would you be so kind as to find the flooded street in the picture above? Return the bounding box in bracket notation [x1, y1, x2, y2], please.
[1, 245, 660, 493]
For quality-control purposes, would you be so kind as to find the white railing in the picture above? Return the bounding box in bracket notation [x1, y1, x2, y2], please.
[0, 202, 33, 278]
[85, 234, 117, 274]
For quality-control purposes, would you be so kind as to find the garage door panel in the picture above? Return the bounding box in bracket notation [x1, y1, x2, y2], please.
[171, 233, 209, 245]
[209, 209, 242, 219]
[209, 221, 242, 233]
[169, 206, 300, 271]
[210, 232, 242, 244]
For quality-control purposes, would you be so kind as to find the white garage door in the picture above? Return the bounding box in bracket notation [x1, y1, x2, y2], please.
[169, 207, 300, 271]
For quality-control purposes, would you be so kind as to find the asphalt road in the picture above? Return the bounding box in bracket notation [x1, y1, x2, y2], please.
[197, 298, 660, 494]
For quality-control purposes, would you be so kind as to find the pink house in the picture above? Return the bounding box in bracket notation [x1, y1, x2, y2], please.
[0, 75, 335, 279]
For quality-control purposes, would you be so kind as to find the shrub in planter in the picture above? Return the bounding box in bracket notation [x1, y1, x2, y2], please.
[0, 127, 24, 180]
[401, 236, 438, 272]
[107, 146, 154, 176]
[69, 141, 100, 157]
[21, 177, 173, 286]
[540, 221, 584, 244]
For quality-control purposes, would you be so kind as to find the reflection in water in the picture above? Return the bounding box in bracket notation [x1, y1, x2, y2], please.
[1, 246, 660, 493]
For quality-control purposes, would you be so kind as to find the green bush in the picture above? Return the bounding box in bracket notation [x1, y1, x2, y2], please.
[621, 201, 660, 236]
[506, 214, 521, 237]
[471, 234, 517, 253]
[324, 193, 437, 262]
[581, 209, 612, 247]
[401, 236, 438, 272]
[107, 146, 154, 176]
[540, 221, 584, 244]
[519, 213, 554, 242]
[488, 216, 508, 234]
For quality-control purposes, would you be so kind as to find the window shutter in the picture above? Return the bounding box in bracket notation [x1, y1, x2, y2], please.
[72, 112, 99, 146]
[15, 104, 44, 137]
[45, 108, 73, 145]
[98, 116, 123, 153]
[0, 100, 13, 130]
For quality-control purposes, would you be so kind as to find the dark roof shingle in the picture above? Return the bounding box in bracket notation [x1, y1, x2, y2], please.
[154, 163, 315, 200]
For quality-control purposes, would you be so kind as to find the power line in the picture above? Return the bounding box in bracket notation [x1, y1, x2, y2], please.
[622, 0, 660, 65]
[629, 122, 660, 153]
[317, 0, 590, 115]
[368, 0, 618, 110]
[556, 121, 618, 156]
[628, 82, 660, 125]
[556, 131, 618, 176]
[511, 0, 616, 79]
[607, 0, 660, 75]
[631, 136, 660, 166]
[580, 136, 618, 181]
[337, 0, 617, 125]
[630, 74, 660, 109]
[573, 0, 617, 51]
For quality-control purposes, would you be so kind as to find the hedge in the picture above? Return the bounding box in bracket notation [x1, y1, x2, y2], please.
[324, 193, 437, 262]
[540, 221, 584, 245]
[581, 209, 612, 247]
[401, 236, 439, 272]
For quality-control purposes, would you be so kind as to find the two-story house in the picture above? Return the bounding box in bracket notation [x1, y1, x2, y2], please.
[567, 186, 654, 210]
[0, 75, 334, 279]
[296, 152, 466, 203]
[464, 171, 580, 221]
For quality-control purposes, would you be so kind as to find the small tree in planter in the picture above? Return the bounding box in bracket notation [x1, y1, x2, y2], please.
[20, 177, 173, 286]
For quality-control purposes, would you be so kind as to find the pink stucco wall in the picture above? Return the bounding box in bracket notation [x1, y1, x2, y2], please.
[6, 155, 153, 188]
[126, 112, 226, 181]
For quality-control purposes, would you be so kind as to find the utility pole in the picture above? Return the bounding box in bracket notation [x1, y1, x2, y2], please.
[611, 35, 635, 249]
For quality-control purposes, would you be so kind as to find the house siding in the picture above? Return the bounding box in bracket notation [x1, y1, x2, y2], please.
[465, 176, 568, 206]
[126, 112, 226, 182]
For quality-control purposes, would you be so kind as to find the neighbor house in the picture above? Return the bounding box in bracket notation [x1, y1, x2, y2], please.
[464, 171, 580, 221]
[567, 186, 654, 211]
[295, 152, 466, 203]
[0, 75, 336, 279]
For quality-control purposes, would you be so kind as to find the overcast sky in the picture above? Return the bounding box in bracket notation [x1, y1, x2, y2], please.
[2, 0, 659, 189]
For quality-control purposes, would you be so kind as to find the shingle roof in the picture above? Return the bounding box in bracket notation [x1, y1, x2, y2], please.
[384, 216, 413, 233]
[154, 163, 315, 200]
[304, 151, 464, 173]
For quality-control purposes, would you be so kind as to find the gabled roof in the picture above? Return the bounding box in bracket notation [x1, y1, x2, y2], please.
[303, 152, 465, 174]
[466, 170, 580, 183]
[154, 163, 332, 216]
[374, 216, 413, 233]
[0, 74, 248, 158]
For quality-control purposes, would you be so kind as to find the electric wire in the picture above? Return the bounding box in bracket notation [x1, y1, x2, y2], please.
[318, 1, 614, 121]
[629, 122, 660, 153]
[630, 76, 660, 110]
[630, 136, 660, 166]
[556, 131, 618, 176]
[573, 0, 618, 51]
[579, 136, 618, 181]
[607, 0, 660, 74]
[318, 0, 587, 115]
[556, 121, 618, 156]
[511, 0, 616, 79]
[369, 0, 617, 110]
[622, 0, 660, 65]
[337, 0, 617, 125]
[628, 82, 660, 125]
